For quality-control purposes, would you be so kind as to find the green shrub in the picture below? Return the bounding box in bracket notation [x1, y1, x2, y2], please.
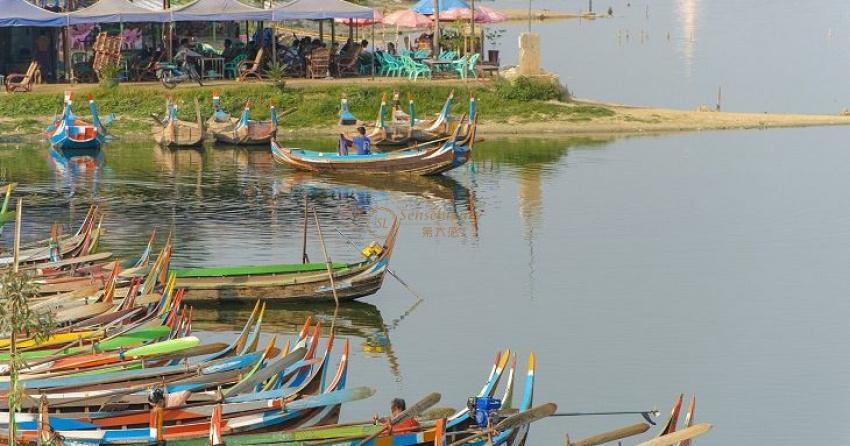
[495, 77, 566, 101]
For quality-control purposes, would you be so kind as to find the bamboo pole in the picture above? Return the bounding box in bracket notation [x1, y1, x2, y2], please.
[9, 198, 21, 446]
[312, 209, 339, 306]
[301, 196, 309, 264]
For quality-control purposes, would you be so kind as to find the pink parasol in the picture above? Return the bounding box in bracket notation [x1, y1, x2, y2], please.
[477, 6, 508, 23]
[440, 7, 486, 21]
[382, 9, 433, 28]
[441, 6, 507, 23]
[335, 10, 384, 27]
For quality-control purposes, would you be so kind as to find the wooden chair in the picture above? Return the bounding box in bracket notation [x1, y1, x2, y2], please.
[5, 61, 41, 93]
[237, 48, 265, 81]
[337, 46, 363, 77]
[307, 47, 329, 79]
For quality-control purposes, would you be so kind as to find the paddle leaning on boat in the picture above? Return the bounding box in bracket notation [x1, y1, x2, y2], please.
[271, 113, 477, 176]
[44, 92, 113, 153]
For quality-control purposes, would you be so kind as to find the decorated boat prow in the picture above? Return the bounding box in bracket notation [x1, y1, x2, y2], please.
[152, 97, 205, 148]
[45, 92, 111, 152]
[212, 99, 278, 146]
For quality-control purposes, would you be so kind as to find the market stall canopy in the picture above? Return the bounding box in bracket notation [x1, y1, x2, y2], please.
[411, 0, 469, 15]
[171, 0, 270, 21]
[271, 0, 374, 20]
[0, 0, 68, 26]
[68, 0, 170, 24]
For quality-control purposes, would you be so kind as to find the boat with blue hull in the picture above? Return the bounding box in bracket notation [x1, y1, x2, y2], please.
[45, 93, 112, 153]
[271, 115, 477, 176]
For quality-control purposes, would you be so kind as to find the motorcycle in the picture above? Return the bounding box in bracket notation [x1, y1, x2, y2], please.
[155, 53, 203, 89]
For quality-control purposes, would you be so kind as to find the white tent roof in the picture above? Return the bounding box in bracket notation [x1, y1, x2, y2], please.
[68, 0, 169, 24]
[170, 0, 270, 21]
[0, 0, 68, 26]
[271, 0, 373, 20]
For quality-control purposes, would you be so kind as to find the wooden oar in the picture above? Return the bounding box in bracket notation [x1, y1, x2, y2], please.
[335, 229, 423, 301]
[635, 423, 712, 446]
[566, 423, 651, 446]
[388, 136, 452, 153]
[551, 409, 660, 425]
[446, 402, 558, 446]
[352, 392, 442, 446]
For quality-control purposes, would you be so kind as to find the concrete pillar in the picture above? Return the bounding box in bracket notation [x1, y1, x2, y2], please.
[517, 32, 540, 75]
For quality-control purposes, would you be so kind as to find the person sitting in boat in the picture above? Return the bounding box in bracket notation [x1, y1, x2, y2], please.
[375, 398, 421, 434]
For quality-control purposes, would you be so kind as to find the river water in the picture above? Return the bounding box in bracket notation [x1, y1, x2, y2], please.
[3, 1, 849, 445]
[4, 127, 849, 446]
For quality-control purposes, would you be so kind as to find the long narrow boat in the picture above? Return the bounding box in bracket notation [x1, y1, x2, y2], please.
[173, 217, 398, 302]
[44, 93, 112, 153]
[212, 100, 278, 145]
[272, 116, 476, 176]
[152, 98, 205, 148]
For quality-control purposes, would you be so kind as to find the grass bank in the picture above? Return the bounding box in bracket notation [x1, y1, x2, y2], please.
[2, 78, 850, 140]
[0, 78, 612, 139]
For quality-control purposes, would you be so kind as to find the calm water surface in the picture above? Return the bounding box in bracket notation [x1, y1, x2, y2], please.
[493, 0, 850, 113]
[3, 1, 850, 444]
[2, 128, 850, 445]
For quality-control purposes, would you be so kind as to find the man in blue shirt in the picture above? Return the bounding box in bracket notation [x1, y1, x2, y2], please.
[352, 126, 371, 155]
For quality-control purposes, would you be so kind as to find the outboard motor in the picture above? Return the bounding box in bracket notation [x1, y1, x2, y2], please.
[467, 396, 502, 427]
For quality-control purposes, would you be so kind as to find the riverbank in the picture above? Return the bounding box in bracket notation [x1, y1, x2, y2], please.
[1, 80, 848, 140]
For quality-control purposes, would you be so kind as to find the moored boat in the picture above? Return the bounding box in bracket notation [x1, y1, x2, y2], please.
[44, 93, 112, 153]
[152, 98, 205, 148]
[212, 99, 278, 146]
[173, 217, 398, 302]
[271, 115, 476, 176]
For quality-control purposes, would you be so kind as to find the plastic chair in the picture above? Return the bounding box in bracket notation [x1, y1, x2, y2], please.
[451, 54, 469, 79]
[401, 55, 431, 80]
[223, 53, 246, 79]
[466, 53, 481, 78]
[381, 53, 403, 77]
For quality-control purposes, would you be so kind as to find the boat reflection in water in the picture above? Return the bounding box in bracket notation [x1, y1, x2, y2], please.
[273, 171, 481, 240]
[191, 300, 414, 380]
[48, 146, 105, 199]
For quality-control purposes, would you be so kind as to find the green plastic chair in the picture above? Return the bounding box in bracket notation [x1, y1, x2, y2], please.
[223, 54, 246, 79]
[383, 53, 404, 77]
[467, 53, 481, 78]
[452, 54, 470, 79]
[401, 55, 431, 80]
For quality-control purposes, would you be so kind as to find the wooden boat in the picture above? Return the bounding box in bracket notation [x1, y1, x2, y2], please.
[272, 115, 476, 176]
[375, 91, 464, 150]
[166, 349, 539, 446]
[0, 207, 102, 268]
[212, 100, 278, 146]
[205, 91, 237, 133]
[13, 327, 351, 443]
[152, 98, 205, 148]
[44, 93, 112, 152]
[173, 217, 399, 302]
